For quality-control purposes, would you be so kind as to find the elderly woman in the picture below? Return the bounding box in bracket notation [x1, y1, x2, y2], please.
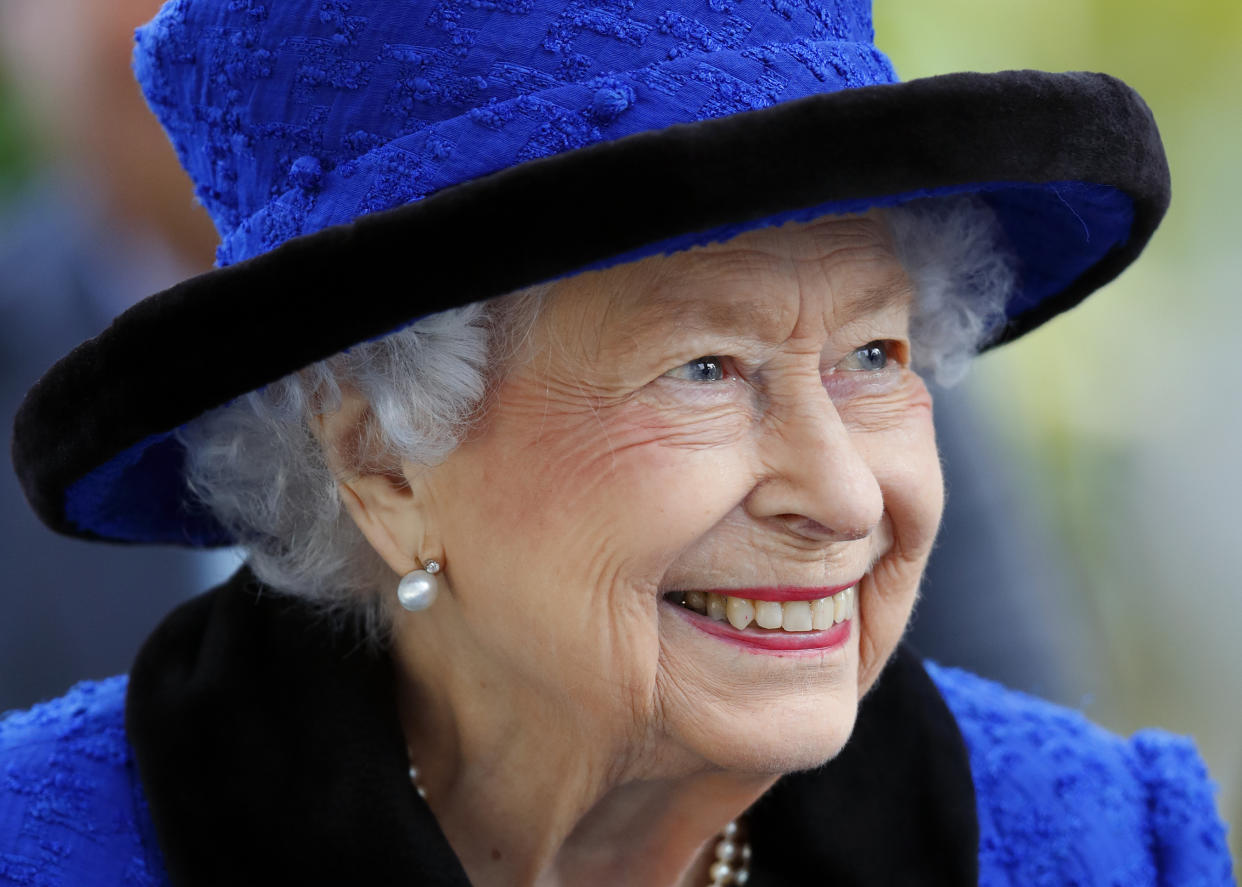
[2, 0, 1235, 884]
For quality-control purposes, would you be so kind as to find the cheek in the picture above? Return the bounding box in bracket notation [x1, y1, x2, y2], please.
[856, 375, 943, 554]
[459, 385, 753, 597]
[877, 414, 944, 557]
[854, 388, 943, 691]
[431, 385, 756, 717]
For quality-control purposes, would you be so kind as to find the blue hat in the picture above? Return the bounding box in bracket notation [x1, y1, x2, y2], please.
[13, 0, 1169, 545]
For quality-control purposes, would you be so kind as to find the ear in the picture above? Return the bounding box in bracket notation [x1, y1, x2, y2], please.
[312, 386, 435, 579]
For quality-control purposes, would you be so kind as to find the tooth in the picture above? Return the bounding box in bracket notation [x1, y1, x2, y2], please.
[685, 590, 707, 613]
[726, 596, 754, 630]
[845, 586, 856, 621]
[706, 593, 727, 622]
[782, 601, 812, 632]
[833, 591, 846, 624]
[754, 600, 783, 630]
[811, 597, 832, 630]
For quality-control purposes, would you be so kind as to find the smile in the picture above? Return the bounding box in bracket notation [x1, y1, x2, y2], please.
[663, 585, 856, 652]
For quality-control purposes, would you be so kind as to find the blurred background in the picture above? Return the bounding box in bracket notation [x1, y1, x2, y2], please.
[878, 0, 1242, 863]
[0, 0, 238, 721]
[0, 0, 1237, 864]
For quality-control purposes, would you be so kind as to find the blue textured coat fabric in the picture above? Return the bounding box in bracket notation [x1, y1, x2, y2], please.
[1, 666, 1233, 885]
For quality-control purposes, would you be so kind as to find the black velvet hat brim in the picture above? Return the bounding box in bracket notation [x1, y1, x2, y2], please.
[12, 69, 1169, 544]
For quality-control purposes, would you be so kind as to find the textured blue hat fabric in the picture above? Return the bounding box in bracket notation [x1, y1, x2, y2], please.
[12, 0, 1170, 546]
[134, 0, 893, 266]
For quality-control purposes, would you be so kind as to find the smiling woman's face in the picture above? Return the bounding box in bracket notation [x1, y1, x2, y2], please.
[391, 212, 943, 775]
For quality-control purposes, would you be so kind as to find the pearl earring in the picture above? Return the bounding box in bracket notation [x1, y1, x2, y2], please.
[396, 559, 441, 612]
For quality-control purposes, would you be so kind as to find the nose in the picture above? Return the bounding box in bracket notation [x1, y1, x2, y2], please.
[744, 374, 884, 543]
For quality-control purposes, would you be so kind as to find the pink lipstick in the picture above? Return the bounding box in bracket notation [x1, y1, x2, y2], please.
[686, 582, 858, 602]
[662, 583, 858, 654]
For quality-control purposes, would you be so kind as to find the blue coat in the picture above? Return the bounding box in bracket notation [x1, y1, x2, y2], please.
[1, 574, 1234, 885]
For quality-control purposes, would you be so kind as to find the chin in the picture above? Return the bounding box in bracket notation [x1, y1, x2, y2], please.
[692, 690, 862, 776]
[664, 646, 865, 777]
[655, 594, 874, 775]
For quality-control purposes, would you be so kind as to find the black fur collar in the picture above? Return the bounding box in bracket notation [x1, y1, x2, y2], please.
[126, 569, 977, 885]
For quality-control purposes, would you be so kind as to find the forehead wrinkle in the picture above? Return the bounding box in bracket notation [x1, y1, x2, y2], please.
[624, 255, 798, 347]
[847, 268, 917, 318]
[578, 226, 914, 360]
[621, 266, 913, 352]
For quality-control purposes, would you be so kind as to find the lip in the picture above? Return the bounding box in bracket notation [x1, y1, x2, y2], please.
[663, 598, 853, 653]
[679, 582, 859, 602]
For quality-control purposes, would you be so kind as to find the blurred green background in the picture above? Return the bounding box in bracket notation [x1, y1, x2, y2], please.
[0, 70, 38, 198]
[1, 0, 1237, 865]
[878, 0, 1242, 862]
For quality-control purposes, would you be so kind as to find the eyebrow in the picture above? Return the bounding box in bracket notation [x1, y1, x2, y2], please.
[846, 272, 917, 321]
[629, 268, 915, 344]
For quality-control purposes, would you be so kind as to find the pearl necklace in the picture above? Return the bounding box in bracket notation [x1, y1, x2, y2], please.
[407, 760, 752, 885]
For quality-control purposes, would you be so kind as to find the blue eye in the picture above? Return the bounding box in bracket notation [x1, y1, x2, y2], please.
[840, 341, 890, 372]
[664, 356, 727, 382]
